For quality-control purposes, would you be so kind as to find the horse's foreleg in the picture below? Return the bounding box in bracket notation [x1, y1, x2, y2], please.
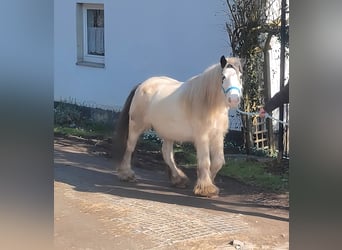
[162, 140, 189, 188]
[209, 134, 225, 181]
[194, 137, 219, 197]
[117, 121, 142, 182]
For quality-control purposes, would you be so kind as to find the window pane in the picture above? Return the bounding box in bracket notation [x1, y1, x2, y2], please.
[87, 9, 104, 56]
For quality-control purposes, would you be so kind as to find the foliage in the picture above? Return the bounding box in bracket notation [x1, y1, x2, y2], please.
[54, 101, 116, 139]
[225, 0, 281, 110]
[54, 102, 82, 127]
[224, 140, 270, 157]
[141, 131, 163, 145]
[138, 132, 197, 165]
[224, 0, 288, 153]
[137, 131, 163, 151]
[174, 143, 197, 166]
[140, 131, 271, 161]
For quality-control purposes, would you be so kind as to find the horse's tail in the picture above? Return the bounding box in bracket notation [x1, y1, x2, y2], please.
[112, 84, 139, 164]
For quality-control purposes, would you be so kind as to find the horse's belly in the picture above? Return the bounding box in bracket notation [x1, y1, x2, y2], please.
[154, 122, 193, 142]
[148, 112, 194, 142]
[145, 90, 194, 141]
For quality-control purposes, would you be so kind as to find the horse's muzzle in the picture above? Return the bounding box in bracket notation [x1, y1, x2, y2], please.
[228, 93, 240, 107]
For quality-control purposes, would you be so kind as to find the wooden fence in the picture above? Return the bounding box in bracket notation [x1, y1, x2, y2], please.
[252, 103, 289, 158]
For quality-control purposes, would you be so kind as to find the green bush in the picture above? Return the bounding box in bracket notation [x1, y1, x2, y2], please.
[54, 103, 81, 127]
[54, 101, 115, 139]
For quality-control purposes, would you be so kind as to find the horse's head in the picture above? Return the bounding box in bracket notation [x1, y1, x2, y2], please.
[220, 56, 243, 109]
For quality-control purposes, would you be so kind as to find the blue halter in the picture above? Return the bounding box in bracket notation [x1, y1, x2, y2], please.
[221, 85, 241, 95]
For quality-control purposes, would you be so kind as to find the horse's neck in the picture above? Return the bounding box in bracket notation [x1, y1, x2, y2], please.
[180, 64, 227, 121]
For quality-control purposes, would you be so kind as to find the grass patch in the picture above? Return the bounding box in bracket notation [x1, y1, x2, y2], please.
[137, 135, 288, 192]
[219, 159, 288, 192]
[174, 151, 197, 166]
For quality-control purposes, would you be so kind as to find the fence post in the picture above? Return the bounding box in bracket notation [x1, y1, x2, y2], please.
[278, 0, 287, 161]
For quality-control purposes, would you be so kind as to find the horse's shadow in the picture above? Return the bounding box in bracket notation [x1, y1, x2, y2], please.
[54, 149, 288, 222]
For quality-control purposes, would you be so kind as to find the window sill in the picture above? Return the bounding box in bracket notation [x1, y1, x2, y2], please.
[76, 61, 105, 68]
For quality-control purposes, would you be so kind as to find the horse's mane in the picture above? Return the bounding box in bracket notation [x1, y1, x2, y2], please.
[180, 62, 225, 121]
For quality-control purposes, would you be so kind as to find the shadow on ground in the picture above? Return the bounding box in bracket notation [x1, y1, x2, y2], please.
[54, 141, 289, 223]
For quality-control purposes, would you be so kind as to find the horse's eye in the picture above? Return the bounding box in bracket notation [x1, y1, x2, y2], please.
[227, 64, 234, 68]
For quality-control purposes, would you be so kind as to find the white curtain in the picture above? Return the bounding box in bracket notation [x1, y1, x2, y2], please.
[87, 27, 104, 55]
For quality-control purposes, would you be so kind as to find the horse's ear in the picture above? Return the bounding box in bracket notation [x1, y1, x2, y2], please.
[220, 56, 227, 68]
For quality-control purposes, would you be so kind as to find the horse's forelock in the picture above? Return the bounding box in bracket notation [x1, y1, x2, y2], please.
[226, 57, 243, 73]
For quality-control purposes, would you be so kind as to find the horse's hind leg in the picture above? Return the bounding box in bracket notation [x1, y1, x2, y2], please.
[162, 140, 189, 188]
[117, 120, 145, 182]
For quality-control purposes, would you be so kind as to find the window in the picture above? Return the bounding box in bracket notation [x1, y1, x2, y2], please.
[76, 3, 105, 67]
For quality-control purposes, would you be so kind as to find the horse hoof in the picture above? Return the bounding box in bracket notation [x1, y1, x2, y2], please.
[173, 182, 187, 188]
[119, 176, 137, 183]
[123, 176, 137, 182]
[171, 175, 189, 188]
[193, 183, 219, 197]
[206, 193, 219, 198]
[118, 172, 136, 182]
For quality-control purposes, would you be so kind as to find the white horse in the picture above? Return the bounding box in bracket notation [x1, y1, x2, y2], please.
[113, 56, 243, 197]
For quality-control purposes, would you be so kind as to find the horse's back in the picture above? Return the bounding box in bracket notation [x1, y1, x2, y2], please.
[129, 76, 193, 141]
[139, 76, 180, 94]
[129, 76, 180, 117]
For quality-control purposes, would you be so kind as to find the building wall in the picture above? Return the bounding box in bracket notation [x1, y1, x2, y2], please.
[266, 0, 290, 130]
[54, 0, 230, 108]
[268, 36, 289, 130]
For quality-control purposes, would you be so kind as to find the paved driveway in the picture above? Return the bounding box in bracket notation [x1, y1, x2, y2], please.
[54, 137, 289, 249]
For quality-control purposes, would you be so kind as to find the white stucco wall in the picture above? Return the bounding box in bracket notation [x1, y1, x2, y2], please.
[54, 0, 230, 109]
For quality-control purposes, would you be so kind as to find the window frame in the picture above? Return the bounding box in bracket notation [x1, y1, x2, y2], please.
[76, 3, 105, 68]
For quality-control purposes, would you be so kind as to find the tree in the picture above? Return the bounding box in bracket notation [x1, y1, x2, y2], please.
[224, 0, 288, 155]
